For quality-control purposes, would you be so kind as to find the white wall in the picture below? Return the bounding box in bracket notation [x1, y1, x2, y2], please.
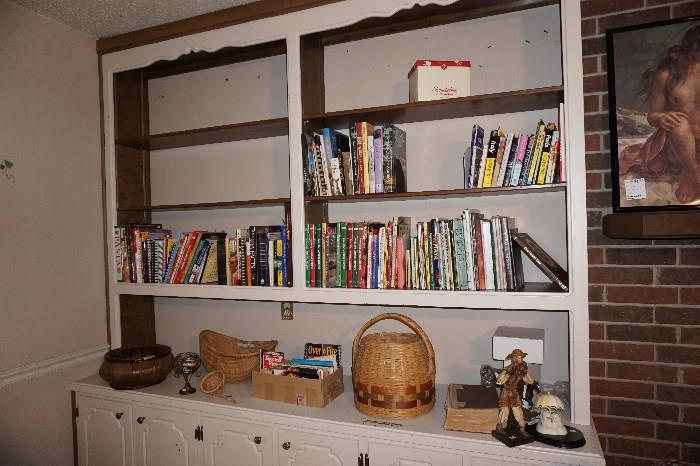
[0, 2, 107, 464]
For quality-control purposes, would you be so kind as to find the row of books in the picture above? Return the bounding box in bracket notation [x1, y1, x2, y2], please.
[302, 123, 407, 197]
[113, 222, 292, 287]
[305, 212, 530, 291]
[464, 115, 565, 189]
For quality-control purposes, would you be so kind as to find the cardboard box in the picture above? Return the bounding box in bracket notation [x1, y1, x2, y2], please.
[408, 60, 471, 102]
[492, 326, 544, 364]
[251, 366, 344, 408]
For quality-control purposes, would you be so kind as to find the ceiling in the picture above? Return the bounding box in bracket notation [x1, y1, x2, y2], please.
[10, 0, 258, 38]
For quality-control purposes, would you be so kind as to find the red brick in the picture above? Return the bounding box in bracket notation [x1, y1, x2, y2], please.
[657, 346, 700, 365]
[593, 415, 654, 437]
[655, 306, 700, 325]
[606, 248, 676, 265]
[581, 0, 644, 18]
[590, 359, 606, 377]
[591, 396, 606, 415]
[585, 133, 602, 152]
[683, 444, 700, 465]
[603, 171, 612, 189]
[589, 266, 653, 285]
[657, 267, 700, 285]
[604, 456, 654, 466]
[589, 247, 604, 264]
[673, 2, 700, 17]
[679, 248, 700, 265]
[607, 437, 679, 460]
[589, 285, 604, 302]
[606, 324, 675, 343]
[586, 152, 611, 171]
[602, 133, 611, 150]
[607, 362, 678, 383]
[590, 322, 605, 340]
[608, 399, 679, 421]
[582, 56, 599, 75]
[681, 327, 700, 345]
[598, 7, 671, 31]
[591, 378, 654, 399]
[585, 113, 610, 132]
[586, 191, 613, 209]
[683, 367, 700, 385]
[583, 73, 608, 93]
[680, 288, 700, 305]
[581, 18, 597, 37]
[590, 341, 655, 361]
[587, 172, 602, 190]
[602, 93, 609, 110]
[582, 36, 606, 56]
[656, 423, 700, 443]
[590, 304, 653, 323]
[584, 93, 599, 112]
[683, 406, 700, 425]
[657, 384, 700, 405]
[607, 286, 678, 304]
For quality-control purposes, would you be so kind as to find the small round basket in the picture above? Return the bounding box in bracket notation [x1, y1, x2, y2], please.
[200, 370, 225, 395]
[352, 313, 436, 419]
[199, 330, 278, 382]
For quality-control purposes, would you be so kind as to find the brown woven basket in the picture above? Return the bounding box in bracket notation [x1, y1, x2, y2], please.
[199, 330, 278, 382]
[352, 313, 436, 419]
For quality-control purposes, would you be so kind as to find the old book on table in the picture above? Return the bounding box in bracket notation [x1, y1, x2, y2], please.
[511, 232, 568, 291]
[444, 384, 498, 434]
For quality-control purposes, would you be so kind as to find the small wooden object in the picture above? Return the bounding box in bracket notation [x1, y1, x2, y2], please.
[352, 313, 436, 419]
[99, 345, 174, 390]
[200, 370, 236, 403]
[251, 366, 344, 408]
[199, 330, 278, 382]
[443, 384, 498, 433]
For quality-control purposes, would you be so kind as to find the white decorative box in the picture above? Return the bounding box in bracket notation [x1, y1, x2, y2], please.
[492, 326, 544, 364]
[408, 59, 471, 102]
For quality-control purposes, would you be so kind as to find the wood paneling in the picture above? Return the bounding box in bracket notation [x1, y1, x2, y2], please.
[603, 211, 700, 239]
[119, 295, 156, 348]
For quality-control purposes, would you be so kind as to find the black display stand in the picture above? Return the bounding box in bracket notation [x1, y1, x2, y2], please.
[491, 426, 535, 448]
[525, 423, 586, 449]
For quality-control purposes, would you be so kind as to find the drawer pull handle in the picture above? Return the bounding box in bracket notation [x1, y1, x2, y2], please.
[254, 436, 262, 445]
[282, 441, 291, 450]
[115, 412, 123, 420]
[137, 417, 145, 424]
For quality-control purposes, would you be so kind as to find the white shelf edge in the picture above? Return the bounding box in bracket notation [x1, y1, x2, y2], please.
[113, 282, 297, 301]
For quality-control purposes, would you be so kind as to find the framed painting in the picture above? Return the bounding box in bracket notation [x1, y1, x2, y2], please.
[606, 16, 700, 211]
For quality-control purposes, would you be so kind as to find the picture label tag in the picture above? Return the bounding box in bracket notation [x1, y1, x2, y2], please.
[625, 178, 647, 200]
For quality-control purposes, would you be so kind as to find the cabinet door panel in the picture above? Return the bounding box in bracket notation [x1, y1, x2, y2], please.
[278, 429, 360, 466]
[201, 414, 273, 466]
[133, 405, 197, 466]
[370, 441, 462, 466]
[470, 456, 556, 466]
[76, 396, 132, 466]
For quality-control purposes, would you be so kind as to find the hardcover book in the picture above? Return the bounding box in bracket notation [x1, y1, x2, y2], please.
[382, 125, 407, 193]
[511, 232, 568, 291]
[444, 384, 498, 434]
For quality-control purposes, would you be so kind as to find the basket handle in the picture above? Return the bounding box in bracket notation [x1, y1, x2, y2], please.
[351, 313, 435, 378]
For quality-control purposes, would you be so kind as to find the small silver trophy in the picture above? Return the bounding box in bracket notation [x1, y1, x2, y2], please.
[173, 352, 202, 395]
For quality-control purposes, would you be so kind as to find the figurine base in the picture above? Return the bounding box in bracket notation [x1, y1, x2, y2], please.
[179, 386, 196, 395]
[525, 423, 586, 449]
[491, 425, 535, 447]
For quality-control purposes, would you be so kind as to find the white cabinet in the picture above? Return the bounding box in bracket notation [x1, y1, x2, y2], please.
[200, 414, 273, 466]
[277, 429, 361, 466]
[369, 441, 462, 466]
[132, 405, 198, 466]
[76, 395, 132, 466]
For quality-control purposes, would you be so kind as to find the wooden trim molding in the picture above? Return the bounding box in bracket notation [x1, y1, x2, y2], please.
[97, 0, 343, 54]
[0, 345, 108, 388]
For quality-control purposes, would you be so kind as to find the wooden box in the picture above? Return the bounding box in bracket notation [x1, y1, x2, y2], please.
[251, 366, 344, 408]
[443, 384, 498, 434]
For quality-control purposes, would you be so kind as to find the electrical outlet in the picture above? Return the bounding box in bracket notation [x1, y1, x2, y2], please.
[281, 302, 293, 320]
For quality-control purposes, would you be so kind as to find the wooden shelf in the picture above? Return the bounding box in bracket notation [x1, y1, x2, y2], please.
[603, 211, 700, 239]
[313, 0, 557, 46]
[303, 86, 563, 129]
[118, 197, 290, 212]
[116, 117, 289, 150]
[305, 183, 565, 203]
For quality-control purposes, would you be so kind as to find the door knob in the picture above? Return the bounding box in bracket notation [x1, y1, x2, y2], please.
[254, 436, 262, 444]
[115, 412, 123, 420]
[137, 416, 145, 424]
[282, 441, 291, 450]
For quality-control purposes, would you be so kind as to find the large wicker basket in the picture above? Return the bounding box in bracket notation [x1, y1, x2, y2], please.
[352, 313, 436, 419]
[199, 330, 278, 382]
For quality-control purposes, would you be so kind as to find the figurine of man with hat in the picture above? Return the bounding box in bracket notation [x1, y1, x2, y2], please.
[496, 348, 535, 433]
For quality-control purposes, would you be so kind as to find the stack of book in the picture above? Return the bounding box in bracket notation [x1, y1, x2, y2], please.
[113, 222, 292, 287]
[305, 211, 526, 291]
[302, 123, 407, 197]
[464, 114, 565, 189]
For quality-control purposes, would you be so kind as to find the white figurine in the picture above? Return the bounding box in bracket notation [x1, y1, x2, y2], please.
[534, 392, 567, 436]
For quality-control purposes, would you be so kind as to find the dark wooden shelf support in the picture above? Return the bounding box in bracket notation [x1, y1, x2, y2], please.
[603, 211, 700, 239]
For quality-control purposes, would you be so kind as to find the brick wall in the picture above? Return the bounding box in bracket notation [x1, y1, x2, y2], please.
[581, 1, 700, 464]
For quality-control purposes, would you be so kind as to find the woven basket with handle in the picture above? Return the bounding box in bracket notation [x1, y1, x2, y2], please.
[352, 313, 436, 419]
[199, 330, 277, 382]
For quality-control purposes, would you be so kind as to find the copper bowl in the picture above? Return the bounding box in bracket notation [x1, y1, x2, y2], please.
[99, 345, 174, 390]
